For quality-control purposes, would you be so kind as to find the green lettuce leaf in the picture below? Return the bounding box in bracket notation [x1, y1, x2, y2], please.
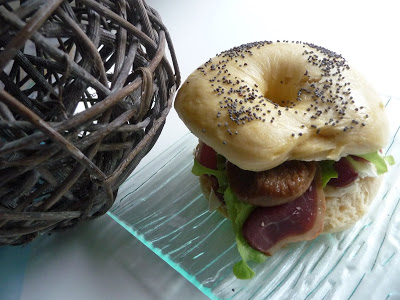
[355, 152, 395, 175]
[224, 187, 266, 279]
[192, 159, 266, 279]
[319, 151, 394, 187]
[319, 160, 338, 188]
[346, 156, 377, 178]
[233, 260, 255, 280]
[384, 155, 396, 166]
[191, 159, 227, 189]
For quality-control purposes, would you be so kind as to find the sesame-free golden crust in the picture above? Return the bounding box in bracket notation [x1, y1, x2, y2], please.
[175, 41, 389, 171]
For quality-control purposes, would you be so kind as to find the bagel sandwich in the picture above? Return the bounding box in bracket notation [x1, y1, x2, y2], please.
[174, 41, 394, 279]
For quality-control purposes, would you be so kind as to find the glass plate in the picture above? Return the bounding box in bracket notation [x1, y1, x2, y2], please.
[108, 96, 400, 300]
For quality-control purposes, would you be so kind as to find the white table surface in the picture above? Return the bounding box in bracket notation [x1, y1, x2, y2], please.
[1, 1, 399, 299]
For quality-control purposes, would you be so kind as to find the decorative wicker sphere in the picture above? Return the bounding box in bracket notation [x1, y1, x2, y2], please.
[0, 0, 180, 245]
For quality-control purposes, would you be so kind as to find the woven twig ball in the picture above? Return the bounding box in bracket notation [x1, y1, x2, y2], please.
[0, 0, 180, 245]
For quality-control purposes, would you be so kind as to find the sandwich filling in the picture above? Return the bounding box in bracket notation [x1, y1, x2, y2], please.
[193, 141, 394, 279]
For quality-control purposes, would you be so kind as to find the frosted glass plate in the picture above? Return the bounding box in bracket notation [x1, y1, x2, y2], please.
[109, 96, 400, 300]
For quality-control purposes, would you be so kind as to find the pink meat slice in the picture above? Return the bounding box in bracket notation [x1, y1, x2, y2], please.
[242, 177, 326, 256]
[328, 157, 358, 187]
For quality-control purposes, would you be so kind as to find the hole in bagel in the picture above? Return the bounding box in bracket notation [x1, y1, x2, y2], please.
[261, 61, 318, 108]
[264, 77, 298, 107]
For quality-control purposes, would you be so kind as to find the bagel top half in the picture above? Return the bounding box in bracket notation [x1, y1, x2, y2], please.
[174, 41, 389, 171]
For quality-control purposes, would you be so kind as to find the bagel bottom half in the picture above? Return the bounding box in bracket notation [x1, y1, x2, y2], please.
[198, 174, 383, 234]
[323, 176, 382, 233]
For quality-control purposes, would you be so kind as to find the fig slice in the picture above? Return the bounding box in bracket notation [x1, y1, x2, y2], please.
[226, 160, 317, 206]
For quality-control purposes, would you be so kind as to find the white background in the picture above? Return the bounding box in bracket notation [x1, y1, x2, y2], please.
[1, 0, 399, 299]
